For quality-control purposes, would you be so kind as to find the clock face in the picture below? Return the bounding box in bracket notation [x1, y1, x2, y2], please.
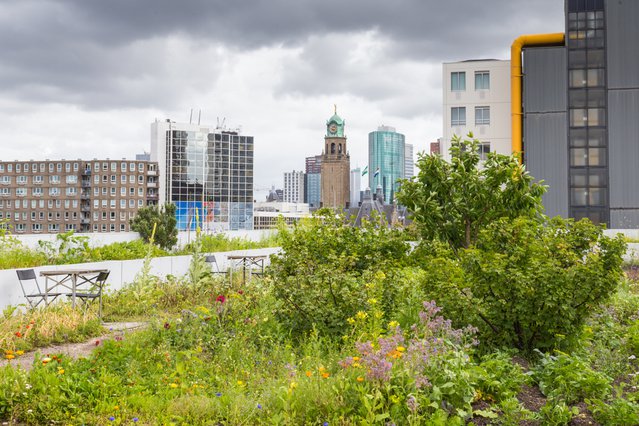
[329, 124, 337, 134]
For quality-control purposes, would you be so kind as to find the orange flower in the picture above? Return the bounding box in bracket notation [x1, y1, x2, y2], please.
[305, 371, 312, 377]
[321, 372, 330, 379]
[5, 354, 15, 360]
[15, 332, 22, 338]
[356, 377, 364, 382]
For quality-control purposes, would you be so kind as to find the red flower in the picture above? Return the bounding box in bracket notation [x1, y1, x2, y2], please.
[15, 332, 22, 338]
[95, 340, 100, 346]
[215, 295, 226, 304]
[163, 322, 170, 329]
[237, 290, 244, 295]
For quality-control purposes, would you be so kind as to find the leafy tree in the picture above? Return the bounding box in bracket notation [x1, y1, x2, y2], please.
[130, 203, 178, 250]
[397, 134, 547, 249]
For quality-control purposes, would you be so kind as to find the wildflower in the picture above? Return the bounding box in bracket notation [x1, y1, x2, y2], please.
[347, 317, 355, 324]
[133, 418, 139, 423]
[95, 340, 100, 346]
[15, 332, 22, 338]
[406, 395, 419, 413]
[216, 295, 226, 303]
[169, 383, 178, 388]
[237, 380, 244, 386]
[356, 376, 364, 382]
[58, 368, 65, 375]
[257, 404, 262, 409]
[109, 417, 115, 421]
[630, 355, 637, 360]
[324, 422, 329, 426]
[26, 325, 31, 330]
[15, 350, 24, 356]
[396, 346, 406, 353]
[289, 382, 297, 390]
[5, 354, 15, 360]
[42, 357, 52, 365]
[390, 395, 400, 404]
[114, 406, 119, 411]
[306, 371, 312, 377]
[215, 392, 222, 397]
[321, 372, 330, 379]
[352, 356, 360, 361]
[238, 290, 244, 295]
[368, 298, 378, 305]
[356, 311, 368, 320]
[388, 321, 399, 328]
[163, 322, 170, 330]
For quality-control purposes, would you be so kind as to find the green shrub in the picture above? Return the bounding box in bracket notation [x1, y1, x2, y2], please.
[588, 396, 639, 426]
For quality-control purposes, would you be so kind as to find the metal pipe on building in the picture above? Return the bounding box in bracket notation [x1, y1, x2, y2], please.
[511, 33, 565, 160]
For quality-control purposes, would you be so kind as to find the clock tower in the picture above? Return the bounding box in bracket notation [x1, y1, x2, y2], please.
[321, 106, 350, 209]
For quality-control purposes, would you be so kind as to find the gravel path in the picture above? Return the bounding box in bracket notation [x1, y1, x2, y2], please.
[0, 322, 147, 371]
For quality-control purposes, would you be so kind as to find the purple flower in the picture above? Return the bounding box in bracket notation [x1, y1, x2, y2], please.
[108, 416, 115, 421]
[257, 404, 262, 409]
[215, 392, 222, 397]
[133, 418, 139, 422]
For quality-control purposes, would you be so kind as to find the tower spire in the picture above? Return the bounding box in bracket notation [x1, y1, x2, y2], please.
[334, 104, 337, 115]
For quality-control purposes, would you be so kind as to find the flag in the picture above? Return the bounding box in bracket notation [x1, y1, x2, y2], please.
[373, 167, 380, 178]
[361, 166, 368, 176]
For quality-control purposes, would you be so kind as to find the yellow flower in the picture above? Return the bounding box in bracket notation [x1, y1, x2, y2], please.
[368, 298, 378, 305]
[390, 395, 400, 404]
[388, 321, 399, 329]
[352, 356, 360, 361]
[4, 350, 13, 356]
[15, 350, 24, 356]
[169, 383, 178, 388]
[5, 354, 15, 360]
[347, 317, 355, 325]
[237, 380, 244, 386]
[355, 311, 368, 320]
[289, 382, 297, 390]
[396, 346, 406, 353]
[356, 376, 364, 382]
[352, 362, 361, 368]
[42, 357, 51, 365]
[114, 405, 119, 411]
[318, 366, 325, 372]
[58, 368, 65, 375]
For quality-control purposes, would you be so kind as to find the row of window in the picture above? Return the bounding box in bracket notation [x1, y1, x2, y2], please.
[451, 71, 490, 91]
[9, 222, 132, 233]
[1, 211, 78, 221]
[0, 162, 156, 174]
[94, 175, 152, 184]
[451, 106, 491, 126]
[92, 187, 149, 197]
[0, 199, 78, 209]
[93, 199, 145, 208]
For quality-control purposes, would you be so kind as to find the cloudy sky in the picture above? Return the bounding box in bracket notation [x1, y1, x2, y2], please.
[0, 0, 564, 199]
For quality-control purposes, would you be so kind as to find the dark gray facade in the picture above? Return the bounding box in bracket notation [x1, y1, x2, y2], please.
[524, 47, 569, 218]
[522, 0, 639, 228]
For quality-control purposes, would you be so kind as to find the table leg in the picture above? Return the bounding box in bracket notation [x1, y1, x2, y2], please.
[71, 273, 77, 308]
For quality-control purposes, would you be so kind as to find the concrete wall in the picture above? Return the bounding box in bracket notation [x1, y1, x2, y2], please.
[1, 247, 280, 311]
[11, 229, 276, 250]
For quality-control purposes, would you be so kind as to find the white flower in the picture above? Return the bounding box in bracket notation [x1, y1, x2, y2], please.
[630, 355, 637, 360]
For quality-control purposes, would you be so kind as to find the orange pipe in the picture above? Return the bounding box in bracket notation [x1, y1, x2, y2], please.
[511, 33, 565, 161]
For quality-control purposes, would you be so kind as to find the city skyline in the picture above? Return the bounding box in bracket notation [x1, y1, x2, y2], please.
[0, 1, 563, 200]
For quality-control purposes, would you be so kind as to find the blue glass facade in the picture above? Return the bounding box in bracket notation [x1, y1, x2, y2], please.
[368, 127, 405, 203]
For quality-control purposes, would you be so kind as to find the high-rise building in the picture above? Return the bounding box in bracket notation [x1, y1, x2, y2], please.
[368, 125, 405, 203]
[150, 120, 254, 231]
[350, 168, 361, 207]
[284, 170, 305, 203]
[305, 155, 322, 209]
[515, 0, 638, 227]
[0, 159, 158, 234]
[442, 59, 511, 161]
[404, 144, 415, 178]
[321, 108, 350, 208]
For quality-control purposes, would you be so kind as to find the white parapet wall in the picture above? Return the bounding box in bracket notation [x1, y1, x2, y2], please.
[1, 247, 281, 311]
[10, 229, 277, 250]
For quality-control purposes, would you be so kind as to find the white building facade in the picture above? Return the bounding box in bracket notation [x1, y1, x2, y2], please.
[442, 60, 511, 160]
[350, 168, 361, 207]
[283, 170, 305, 203]
[404, 143, 414, 178]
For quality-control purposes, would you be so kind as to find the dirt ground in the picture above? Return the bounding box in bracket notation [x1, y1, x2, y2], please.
[0, 322, 146, 371]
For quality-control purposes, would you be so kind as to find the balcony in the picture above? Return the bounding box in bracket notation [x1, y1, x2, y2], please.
[147, 182, 157, 188]
[147, 170, 157, 176]
[81, 192, 90, 200]
[81, 218, 91, 225]
[82, 169, 92, 176]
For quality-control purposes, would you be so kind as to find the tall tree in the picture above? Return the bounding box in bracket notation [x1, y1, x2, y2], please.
[130, 204, 178, 250]
[397, 134, 547, 249]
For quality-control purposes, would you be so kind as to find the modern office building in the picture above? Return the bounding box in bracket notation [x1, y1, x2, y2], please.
[404, 144, 415, 178]
[253, 201, 310, 229]
[517, 0, 638, 227]
[305, 155, 321, 209]
[150, 119, 254, 231]
[0, 159, 158, 234]
[283, 170, 305, 203]
[321, 109, 350, 208]
[368, 126, 405, 203]
[442, 59, 511, 160]
[350, 168, 362, 207]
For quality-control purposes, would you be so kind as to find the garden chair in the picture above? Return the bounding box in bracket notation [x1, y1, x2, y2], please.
[71, 270, 110, 318]
[16, 269, 63, 309]
[205, 255, 227, 275]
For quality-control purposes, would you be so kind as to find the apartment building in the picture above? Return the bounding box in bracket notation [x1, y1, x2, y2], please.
[0, 159, 159, 234]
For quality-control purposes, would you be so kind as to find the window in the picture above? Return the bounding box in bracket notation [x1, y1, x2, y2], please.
[138, 187, 143, 196]
[475, 71, 489, 90]
[138, 163, 144, 172]
[120, 187, 126, 196]
[16, 176, 26, 184]
[49, 188, 60, 196]
[478, 142, 491, 161]
[130, 187, 135, 196]
[48, 224, 59, 232]
[66, 187, 77, 196]
[121, 162, 127, 172]
[110, 187, 116, 196]
[138, 199, 143, 207]
[451, 107, 466, 126]
[33, 175, 43, 184]
[16, 188, 27, 197]
[110, 224, 115, 232]
[120, 223, 126, 232]
[101, 211, 107, 220]
[475, 106, 490, 125]
[65, 163, 70, 172]
[94, 200, 99, 208]
[33, 188, 43, 196]
[110, 175, 116, 184]
[102, 187, 107, 195]
[24, 164, 29, 172]
[110, 212, 116, 220]
[15, 164, 20, 172]
[15, 223, 25, 232]
[0, 164, 4, 172]
[94, 187, 99, 196]
[111, 162, 117, 172]
[94, 175, 100, 183]
[110, 200, 116, 208]
[129, 199, 135, 208]
[1, 176, 11, 184]
[56, 163, 62, 172]
[39, 163, 45, 172]
[138, 175, 144, 184]
[451, 72, 466, 91]
[32, 223, 42, 232]
[129, 175, 135, 183]
[121, 175, 127, 184]
[49, 175, 60, 184]
[120, 199, 126, 208]
[66, 175, 77, 184]
[73, 163, 78, 171]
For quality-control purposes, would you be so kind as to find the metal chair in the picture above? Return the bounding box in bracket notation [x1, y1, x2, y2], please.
[72, 271, 110, 318]
[16, 269, 62, 308]
[205, 255, 227, 275]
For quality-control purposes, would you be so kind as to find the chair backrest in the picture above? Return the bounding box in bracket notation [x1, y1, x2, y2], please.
[205, 255, 220, 272]
[16, 269, 42, 295]
[96, 271, 110, 283]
